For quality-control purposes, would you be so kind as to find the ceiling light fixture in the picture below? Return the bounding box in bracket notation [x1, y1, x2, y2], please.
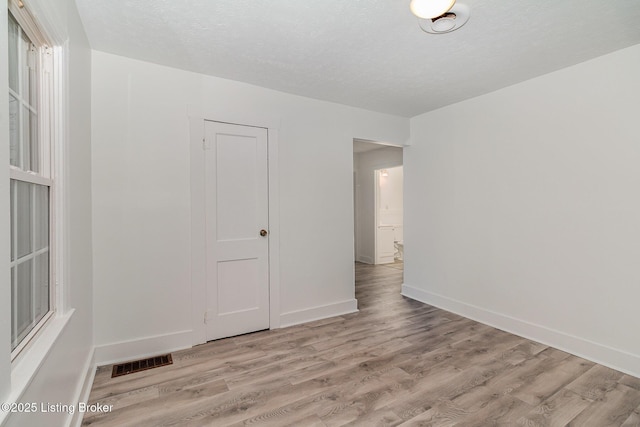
[409, 0, 455, 19]
[410, 0, 471, 34]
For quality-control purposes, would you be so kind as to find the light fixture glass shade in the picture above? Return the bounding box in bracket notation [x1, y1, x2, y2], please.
[410, 0, 456, 19]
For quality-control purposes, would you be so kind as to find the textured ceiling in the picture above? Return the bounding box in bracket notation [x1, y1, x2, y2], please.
[74, 0, 640, 117]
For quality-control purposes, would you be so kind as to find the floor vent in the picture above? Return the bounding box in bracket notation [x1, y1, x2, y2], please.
[111, 354, 173, 378]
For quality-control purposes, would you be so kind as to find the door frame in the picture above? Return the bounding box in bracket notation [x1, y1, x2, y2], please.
[189, 111, 281, 346]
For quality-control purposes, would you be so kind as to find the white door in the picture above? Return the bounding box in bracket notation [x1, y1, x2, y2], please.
[204, 121, 270, 341]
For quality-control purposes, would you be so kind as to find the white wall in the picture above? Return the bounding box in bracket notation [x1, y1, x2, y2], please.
[91, 51, 409, 361]
[404, 44, 640, 377]
[354, 147, 403, 264]
[0, 0, 94, 426]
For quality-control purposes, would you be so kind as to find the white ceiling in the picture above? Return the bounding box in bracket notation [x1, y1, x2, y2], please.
[75, 0, 640, 117]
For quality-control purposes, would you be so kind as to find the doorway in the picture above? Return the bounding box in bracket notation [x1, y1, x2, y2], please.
[374, 166, 403, 265]
[353, 140, 403, 266]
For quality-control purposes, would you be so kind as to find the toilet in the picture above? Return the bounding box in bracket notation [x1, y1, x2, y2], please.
[394, 240, 404, 260]
[393, 226, 403, 261]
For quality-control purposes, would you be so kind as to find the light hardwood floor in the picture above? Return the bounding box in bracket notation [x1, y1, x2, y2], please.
[83, 262, 640, 426]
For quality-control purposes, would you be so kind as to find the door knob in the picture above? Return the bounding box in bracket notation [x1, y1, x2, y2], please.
[260, 229, 268, 237]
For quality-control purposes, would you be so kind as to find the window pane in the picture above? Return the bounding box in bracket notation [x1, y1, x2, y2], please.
[21, 40, 30, 107]
[9, 94, 20, 167]
[33, 253, 50, 326]
[10, 182, 15, 262]
[8, 14, 19, 92]
[15, 180, 32, 259]
[28, 52, 37, 107]
[22, 106, 31, 171]
[13, 259, 33, 351]
[29, 109, 38, 172]
[20, 31, 34, 109]
[34, 185, 49, 251]
[10, 267, 16, 348]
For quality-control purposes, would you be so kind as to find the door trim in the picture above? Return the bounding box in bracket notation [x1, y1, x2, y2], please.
[189, 113, 280, 346]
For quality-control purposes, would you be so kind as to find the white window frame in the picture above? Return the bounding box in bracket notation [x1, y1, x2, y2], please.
[8, 0, 59, 363]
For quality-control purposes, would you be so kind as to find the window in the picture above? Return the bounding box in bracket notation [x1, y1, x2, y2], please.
[8, 4, 54, 358]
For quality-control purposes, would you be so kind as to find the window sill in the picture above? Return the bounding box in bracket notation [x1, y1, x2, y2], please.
[1, 309, 74, 426]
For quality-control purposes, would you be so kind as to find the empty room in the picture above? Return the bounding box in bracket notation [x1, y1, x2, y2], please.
[1, 0, 640, 426]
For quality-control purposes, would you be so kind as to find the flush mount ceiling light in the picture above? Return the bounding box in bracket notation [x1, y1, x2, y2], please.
[410, 0, 471, 34]
[409, 0, 455, 19]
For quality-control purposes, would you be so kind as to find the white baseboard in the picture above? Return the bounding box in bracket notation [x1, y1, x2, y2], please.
[401, 283, 640, 378]
[280, 299, 358, 328]
[68, 348, 96, 427]
[94, 330, 193, 366]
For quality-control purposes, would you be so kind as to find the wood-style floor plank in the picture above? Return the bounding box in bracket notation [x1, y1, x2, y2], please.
[621, 404, 640, 427]
[82, 262, 640, 426]
[516, 388, 591, 427]
[569, 384, 640, 427]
